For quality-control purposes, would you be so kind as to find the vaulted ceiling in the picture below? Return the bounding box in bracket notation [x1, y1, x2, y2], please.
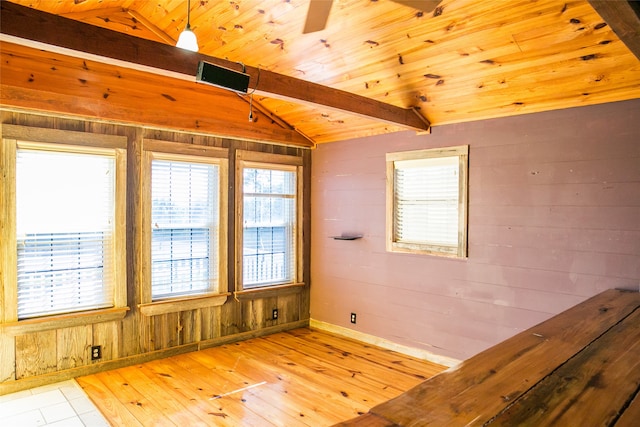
[1, 0, 639, 145]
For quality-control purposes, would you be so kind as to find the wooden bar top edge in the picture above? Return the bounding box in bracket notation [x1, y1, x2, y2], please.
[337, 289, 640, 426]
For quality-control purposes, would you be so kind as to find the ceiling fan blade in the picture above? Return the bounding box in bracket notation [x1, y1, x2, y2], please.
[303, 0, 334, 34]
[392, 0, 442, 13]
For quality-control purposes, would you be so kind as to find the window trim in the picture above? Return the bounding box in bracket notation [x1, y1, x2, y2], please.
[0, 125, 127, 329]
[1, 307, 130, 336]
[386, 145, 469, 258]
[139, 139, 229, 315]
[235, 150, 304, 293]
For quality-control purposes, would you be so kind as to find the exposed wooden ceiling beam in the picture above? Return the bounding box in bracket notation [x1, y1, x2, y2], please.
[0, 41, 315, 148]
[0, 1, 430, 133]
[588, 0, 640, 61]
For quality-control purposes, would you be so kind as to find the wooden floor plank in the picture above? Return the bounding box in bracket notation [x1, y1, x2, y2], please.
[76, 374, 145, 427]
[291, 329, 443, 380]
[199, 337, 415, 425]
[246, 339, 378, 408]
[142, 356, 273, 426]
[170, 348, 304, 426]
[92, 370, 174, 426]
[277, 329, 441, 385]
[78, 328, 444, 426]
[216, 339, 374, 424]
[262, 333, 412, 396]
[114, 366, 189, 425]
[184, 347, 337, 426]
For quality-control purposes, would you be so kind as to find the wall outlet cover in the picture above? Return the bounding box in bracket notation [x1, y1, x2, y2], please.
[91, 345, 102, 360]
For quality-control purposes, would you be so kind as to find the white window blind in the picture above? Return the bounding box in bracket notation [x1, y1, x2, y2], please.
[16, 149, 115, 319]
[243, 167, 296, 288]
[394, 156, 460, 247]
[151, 160, 219, 299]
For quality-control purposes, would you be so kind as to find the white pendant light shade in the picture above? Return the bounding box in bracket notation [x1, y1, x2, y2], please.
[176, 0, 198, 52]
[177, 25, 199, 52]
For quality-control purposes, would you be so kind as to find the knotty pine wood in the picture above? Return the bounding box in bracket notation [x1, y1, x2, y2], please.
[77, 328, 446, 426]
[0, 2, 430, 140]
[62, 7, 173, 45]
[4, 0, 640, 143]
[339, 289, 640, 426]
[0, 42, 311, 147]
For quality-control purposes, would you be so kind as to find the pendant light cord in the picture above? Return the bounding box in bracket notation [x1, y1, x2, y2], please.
[186, 0, 191, 29]
[248, 67, 261, 122]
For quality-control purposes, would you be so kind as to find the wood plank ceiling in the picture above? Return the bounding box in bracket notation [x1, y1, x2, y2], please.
[2, 0, 640, 144]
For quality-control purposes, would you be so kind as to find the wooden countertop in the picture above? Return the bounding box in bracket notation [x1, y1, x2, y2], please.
[336, 288, 640, 426]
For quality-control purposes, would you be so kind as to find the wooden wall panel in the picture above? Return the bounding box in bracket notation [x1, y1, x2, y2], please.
[57, 325, 92, 371]
[310, 98, 640, 361]
[199, 306, 222, 341]
[151, 315, 166, 351]
[219, 301, 241, 337]
[242, 297, 279, 331]
[0, 110, 311, 394]
[180, 309, 201, 345]
[280, 293, 301, 324]
[92, 321, 119, 361]
[0, 335, 15, 382]
[15, 331, 57, 379]
[166, 313, 180, 349]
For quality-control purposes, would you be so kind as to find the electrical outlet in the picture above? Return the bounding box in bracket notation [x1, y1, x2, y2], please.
[350, 312, 357, 324]
[91, 345, 102, 361]
[272, 308, 279, 320]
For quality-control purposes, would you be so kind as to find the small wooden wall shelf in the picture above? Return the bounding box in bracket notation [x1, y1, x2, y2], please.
[331, 234, 363, 240]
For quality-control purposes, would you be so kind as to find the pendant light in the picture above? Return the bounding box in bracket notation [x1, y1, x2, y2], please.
[176, 0, 199, 52]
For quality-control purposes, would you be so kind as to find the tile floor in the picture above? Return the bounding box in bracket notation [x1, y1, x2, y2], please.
[0, 379, 110, 427]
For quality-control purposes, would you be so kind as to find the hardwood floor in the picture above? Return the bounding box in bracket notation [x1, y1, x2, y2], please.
[77, 328, 446, 426]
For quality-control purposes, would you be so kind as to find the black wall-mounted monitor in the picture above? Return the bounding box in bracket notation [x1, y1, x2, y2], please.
[196, 61, 250, 94]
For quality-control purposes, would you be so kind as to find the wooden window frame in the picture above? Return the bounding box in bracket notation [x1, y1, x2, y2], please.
[0, 125, 128, 334]
[386, 145, 469, 258]
[234, 150, 304, 296]
[138, 139, 230, 316]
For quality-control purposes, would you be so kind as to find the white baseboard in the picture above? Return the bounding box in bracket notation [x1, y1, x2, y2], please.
[309, 319, 461, 368]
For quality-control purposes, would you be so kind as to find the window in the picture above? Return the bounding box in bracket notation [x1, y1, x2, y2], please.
[1, 126, 127, 324]
[236, 151, 303, 291]
[141, 143, 228, 311]
[151, 159, 220, 299]
[386, 145, 468, 258]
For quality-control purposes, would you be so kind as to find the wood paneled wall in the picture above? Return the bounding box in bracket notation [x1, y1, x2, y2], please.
[0, 110, 311, 394]
[310, 99, 640, 362]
